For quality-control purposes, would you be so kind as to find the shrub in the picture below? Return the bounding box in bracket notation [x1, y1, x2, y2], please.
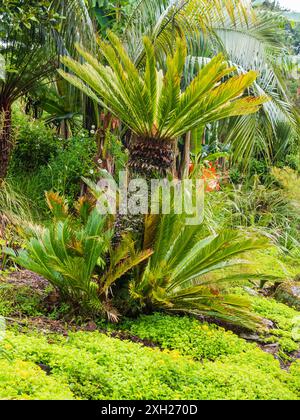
[36, 134, 97, 201]
[272, 167, 300, 208]
[226, 180, 300, 251]
[10, 109, 58, 174]
[9, 111, 98, 207]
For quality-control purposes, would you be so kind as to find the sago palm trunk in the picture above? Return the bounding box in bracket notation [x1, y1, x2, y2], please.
[128, 135, 175, 178]
[114, 135, 176, 245]
[0, 103, 12, 180]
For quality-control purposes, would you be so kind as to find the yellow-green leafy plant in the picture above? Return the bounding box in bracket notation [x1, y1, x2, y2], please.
[272, 167, 300, 210]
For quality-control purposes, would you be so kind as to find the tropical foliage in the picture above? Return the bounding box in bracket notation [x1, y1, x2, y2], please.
[7, 192, 151, 319]
[59, 32, 267, 177]
[0, 0, 300, 401]
[131, 211, 271, 329]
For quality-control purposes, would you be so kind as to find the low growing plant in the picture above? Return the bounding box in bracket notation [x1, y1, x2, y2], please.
[130, 210, 275, 330]
[4, 329, 300, 400]
[6, 192, 151, 320]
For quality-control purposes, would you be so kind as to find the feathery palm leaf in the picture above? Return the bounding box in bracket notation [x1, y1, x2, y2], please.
[5, 193, 152, 317]
[59, 32, 267, 142]
[131, 210, 272, 329]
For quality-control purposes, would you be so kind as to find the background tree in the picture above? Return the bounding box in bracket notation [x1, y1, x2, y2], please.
[0, 0, 62, 179]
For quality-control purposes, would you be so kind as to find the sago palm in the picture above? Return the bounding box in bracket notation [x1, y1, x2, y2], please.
[6, 192, 152, 319]
[59, 32, 267, 178]
[130, 211, 277, 329]
[123, 0, 297, 170]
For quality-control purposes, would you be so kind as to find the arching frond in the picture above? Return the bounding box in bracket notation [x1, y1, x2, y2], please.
[122, 0, 253, 64]
[59, 32, 267, 141]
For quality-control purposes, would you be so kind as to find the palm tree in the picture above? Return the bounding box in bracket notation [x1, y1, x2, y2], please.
[59, 32, 266, 178]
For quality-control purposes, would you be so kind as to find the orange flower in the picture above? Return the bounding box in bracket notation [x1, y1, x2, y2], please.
[201, 163, 220, 192]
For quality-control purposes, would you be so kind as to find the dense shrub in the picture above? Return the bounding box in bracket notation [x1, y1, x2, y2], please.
[4, 330, 299, 400]
[10, 135, 97, 210]
[10, 110, 59, 174]
[9, 109, 98, 206]
[36, 135, 97, 200]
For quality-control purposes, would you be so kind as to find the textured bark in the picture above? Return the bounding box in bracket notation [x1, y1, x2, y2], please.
[128, 135, 175, 178]
[114, 135, 176, 246]
[0, 103, 12, 180]
[179, 131, 191, 179]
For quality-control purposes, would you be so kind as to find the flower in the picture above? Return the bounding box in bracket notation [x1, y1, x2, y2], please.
[201, 162, 220, 192]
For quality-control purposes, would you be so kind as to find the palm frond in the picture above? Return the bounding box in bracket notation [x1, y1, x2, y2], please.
[131, 209, 273, 329]
[60, 32, 267, 141]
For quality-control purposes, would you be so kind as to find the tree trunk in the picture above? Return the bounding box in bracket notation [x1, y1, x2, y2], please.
[128, 135, 175, 178]
[114, 135, 175, 246]
[179, 131, 191, 179]
[83, 96, 97, 131]
[0, 103, 12, 180]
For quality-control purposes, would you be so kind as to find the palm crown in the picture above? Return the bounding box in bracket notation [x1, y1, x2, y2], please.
[59, 31, 267, 141]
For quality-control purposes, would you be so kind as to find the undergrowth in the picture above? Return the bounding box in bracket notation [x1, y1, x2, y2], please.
[1, 329, 299, 400]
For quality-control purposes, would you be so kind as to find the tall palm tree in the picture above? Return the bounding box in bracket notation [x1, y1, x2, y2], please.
[211, 10, 298, 168]
[59, 32, 267, 178]
[122, 0, 253, 66]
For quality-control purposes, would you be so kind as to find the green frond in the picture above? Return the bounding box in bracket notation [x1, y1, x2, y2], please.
[59, 32, 265, 141]
[131, 205, 273, 329]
